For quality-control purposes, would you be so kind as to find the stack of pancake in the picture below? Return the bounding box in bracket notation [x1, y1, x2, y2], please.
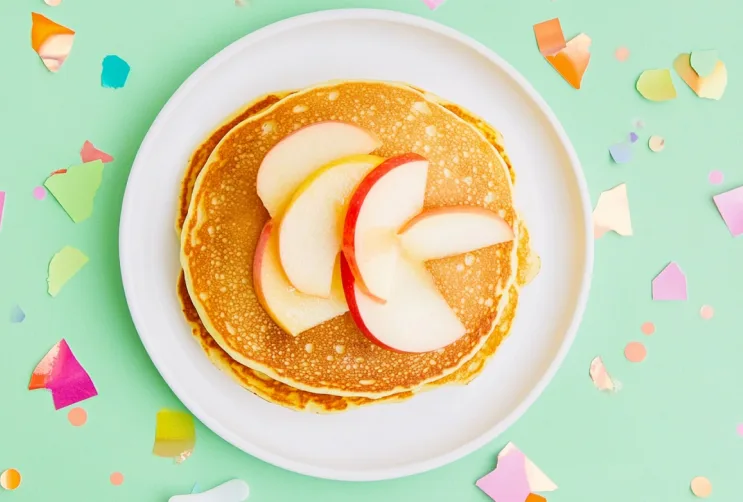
[176, 80, 539, 413]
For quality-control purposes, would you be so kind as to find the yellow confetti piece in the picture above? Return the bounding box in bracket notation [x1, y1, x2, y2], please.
[593, 183, 632, 238]
[0, 468, 22, 491]
[674, 53, 727, 100]
[47, 246, 89, 297]
[648, 136, 665, 152]
[636, 69, 677, 101]
[153, 409, 195, 459]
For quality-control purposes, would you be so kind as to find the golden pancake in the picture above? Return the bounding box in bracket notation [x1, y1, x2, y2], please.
[181, 80, 523, 398]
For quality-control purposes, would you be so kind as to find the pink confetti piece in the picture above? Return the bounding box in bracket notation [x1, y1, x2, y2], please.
[33, 186, 46, 200]
[589, 356, 620, 392]
[652, 262, 687, 301]
[0, 191, 5, 231]
[29, 339, 98, 410]
[477, 449, 531, 502]
[615, 47, 630, 62]
[737, 424, 743, 437]
[422, 0, 446, 9]
[713, 185, 743, 237]
[700, 305, 714, 319]
[641, 322, 655, 335]
[80, 141, 114, 164]
[708, 170, 724, 185]
[497, 443, 557, 492]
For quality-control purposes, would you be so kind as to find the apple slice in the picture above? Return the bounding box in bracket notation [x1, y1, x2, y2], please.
[398, 206, 514, 261]
[257, 122, 382, 217]
[253, 220, 347, 336]
[340, 255, 465, 353]
[342, 153, 429, 303]
[279, 154, 384, 298]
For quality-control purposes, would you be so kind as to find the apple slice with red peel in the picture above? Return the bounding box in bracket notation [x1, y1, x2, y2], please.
[254, 220, 347, 336]
[279, 154, 384, 297]
[398, 206, 514, 261]
[341, 255, 465, 353]
[342, 153, 429, 303]
[257, 122, 382, 217]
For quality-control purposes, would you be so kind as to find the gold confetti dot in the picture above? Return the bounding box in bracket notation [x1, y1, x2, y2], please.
[691, 476, 712, 498]
[649, 135, 665, 152]
[0, 468, 22, 490]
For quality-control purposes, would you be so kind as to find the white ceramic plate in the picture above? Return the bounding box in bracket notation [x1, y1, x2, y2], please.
[120, 9, 592, 481]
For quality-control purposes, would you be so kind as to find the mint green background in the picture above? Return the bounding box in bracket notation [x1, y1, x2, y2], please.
[1, 0, 742, 500]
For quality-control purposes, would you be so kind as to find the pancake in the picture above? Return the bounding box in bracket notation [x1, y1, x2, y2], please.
[180, 80, 523, 398]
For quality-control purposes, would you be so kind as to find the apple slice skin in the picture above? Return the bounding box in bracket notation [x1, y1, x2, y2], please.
[397, 206, 515, 261]
[342, 153, 428, 304]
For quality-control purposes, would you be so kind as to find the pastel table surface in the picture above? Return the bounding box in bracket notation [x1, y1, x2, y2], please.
[1, 0, 742, 500]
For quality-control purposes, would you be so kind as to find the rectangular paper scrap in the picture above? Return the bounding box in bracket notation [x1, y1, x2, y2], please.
[44, 160, 104, 223]
[713, 185, 743, 237]
[533, 18, 566, 56]
[48, 246, 89, 297]
[154, 409, 196, 459]
[29, 339, 98, 410]
[545, 33, 591, 89]
[498, 443, 557, 492]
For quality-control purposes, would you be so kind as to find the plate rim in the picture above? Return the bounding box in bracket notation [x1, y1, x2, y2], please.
[119, 7, 594, 481]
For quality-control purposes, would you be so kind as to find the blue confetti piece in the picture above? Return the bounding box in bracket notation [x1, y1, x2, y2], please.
[629, 132, 639, 143]
[10, 305, 25, 323]
[190, 483, 201, 494]
[609, 142, 633, 164]
[101, 55, 131, 89]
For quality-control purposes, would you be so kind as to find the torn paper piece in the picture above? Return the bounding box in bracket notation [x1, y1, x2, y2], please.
[589, 357, 620, 392]
[29, 339, 98, 410]
[609, 142, 632, 164]
[690, 50, 718, 78]
[10, 305, 25, 324]
[713, 185, 743, 237]
[101, 55, 131, 89]
[674, 53, 727, 100]
[44, 160, 104, 223]
[170, 480, 250, 502]
[31, 13, 74, 72]
[533, 18, 566, 56]
[652, 262, 687, 301]
[154, 409, 196, 460]
[48, 246, 89, 297]
[525, 495, 546, 502]
[636, 69, 677, 101]
[0, 191, 5, 231]
[545, 33, 591, 89]
[593, 184, 632, 238]
[477, 448, 531, 502]
[498, 443, 557, 493]
[0, 469, 22, 491]
[81, 141, 114, 164]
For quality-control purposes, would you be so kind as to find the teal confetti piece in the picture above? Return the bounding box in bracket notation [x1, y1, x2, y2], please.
[101, 55, 131, 89]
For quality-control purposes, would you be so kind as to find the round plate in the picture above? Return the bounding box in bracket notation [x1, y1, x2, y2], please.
[120, 9, 593, 481]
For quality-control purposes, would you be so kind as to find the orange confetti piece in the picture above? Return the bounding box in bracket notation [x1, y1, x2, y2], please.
[30, 13, 75, 72]
[674, 53, 727, 100]
[525, 494, 547, 502]
[110, 472, 124, 486]
[624, 342, 646, 363]
[533, 18, 566, 56]
[545, 33, 591, 89]
[0, 469, 21, 491]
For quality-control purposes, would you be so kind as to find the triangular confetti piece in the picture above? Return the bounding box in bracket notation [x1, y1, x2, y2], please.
[593, 184, 632, 238]
[31, 12, 75, 72]
[80, 141, 114, 163]
[154, 409, 196, 459]
[652, 262, 687, 301]
[674, 53, 727, 100]
[47, 246, 89, 297]
[29, 339, 98, 410]
[10, 305, 26, 324]
[636, 69, 677, 101]
[545, 33, 591, 89]
[44, 160, 104, 223]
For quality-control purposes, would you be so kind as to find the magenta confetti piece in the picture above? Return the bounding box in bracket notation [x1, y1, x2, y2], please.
[29, 339, 98, 410]
[0, 191, 5, 230]
[422, 0, 446, 9]
[652, 262, 688, 301]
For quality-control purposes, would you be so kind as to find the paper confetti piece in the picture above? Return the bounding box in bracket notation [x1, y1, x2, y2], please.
[713, 185, 743, 237]
[674, 53, 727, 100]
[525, 495, 546, 502]
[700, 305, 715, 319]
[641, 322, 655, 335]
[191, 483, 202, 494]
[709, 170, 724, 185]
[690, 50, 718, 78]
[0, 191, 5, 231]
[48, 246, 89, 297]
[422, 0, 446, 9]
[648, 135, 665, 152]
[498, 443, 557, 492]
[545, 33, 591, 89]
[629, 132, 638, 143]
[0, 469, 21, 491]
[68, 407, 88, 426]
[589, 356, 620, 392]
[691, 476, 712, 498]
[170, 480, 250, 502]
[615, 47, 630, 62]
[33, 186, 47, 200]
[533, 18, 566, 56]
[101, 55, 131, 89]
[31, 13, 74, 72]
[652, 262, 687, 301]
[636, 69, 677, 101]
[44, 160, 104, 223]
[624, 342, 646, 363]
[45, 0, 62, 5]
[154, 409, 196, 460]
[110, 472, 124, 486]
[477, 449, 530, 502]
[609, 142, 632, 164]
[80, 141, 114, 164]
[10, 305, 25, 323]
[593, 184, 632, 238]
[29, 339, 98, 410]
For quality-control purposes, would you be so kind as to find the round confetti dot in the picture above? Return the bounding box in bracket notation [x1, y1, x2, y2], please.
[691, 476, 712, 498]
[624, 342, 646, 363]
[641, 322, 655, 335]
[708, 170, 724, 185]
[615, 47, 630, 62]
[110, 472, 124, 486]
[648, 135, 665, 152]
[33, 186, 46, 200]
[0, 468, 22, 491]
[700, 305, 715, 319]
[68, 407, 87, 426]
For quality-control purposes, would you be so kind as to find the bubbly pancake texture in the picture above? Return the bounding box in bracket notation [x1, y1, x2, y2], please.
[181, 81, 521, 398]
